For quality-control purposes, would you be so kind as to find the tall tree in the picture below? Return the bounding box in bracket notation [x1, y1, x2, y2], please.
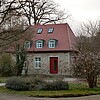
[0, 0, 68, 25]
[18, 0, 68, 25]
[73, 20, 100, 88]
[0, 0, 69, 48]
[0, 0, 29, 48]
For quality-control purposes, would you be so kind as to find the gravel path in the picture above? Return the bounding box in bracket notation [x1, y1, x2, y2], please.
[0, 83, 5, 86]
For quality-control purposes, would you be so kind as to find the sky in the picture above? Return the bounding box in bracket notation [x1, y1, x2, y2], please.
[54, 0, 100, 33]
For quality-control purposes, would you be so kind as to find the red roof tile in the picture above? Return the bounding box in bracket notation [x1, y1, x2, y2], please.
[5, 23, 77, 52]
[27, 23, 77, 52]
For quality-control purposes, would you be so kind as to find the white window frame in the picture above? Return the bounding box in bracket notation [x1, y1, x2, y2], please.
[48, 28, 54, 33]
[36, 40, 43, 48]
[25, 41, 31, 49]
[37, 28, 43, 34]
[35, 57, 41, 69]
[48, 40, 55, 48]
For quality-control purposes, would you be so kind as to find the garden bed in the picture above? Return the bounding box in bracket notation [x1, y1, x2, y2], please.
[0, 83, 100, 97]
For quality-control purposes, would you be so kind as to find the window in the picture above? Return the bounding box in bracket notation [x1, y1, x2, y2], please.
[37, 28, 43, 34]
[36, 40, 44, 48]
[24, 41, 31, 49]
[48, 28, 54, 33]
[35, 57, 41, 68]
[49, 40, 55, 48]
[48, 39, 58, 48]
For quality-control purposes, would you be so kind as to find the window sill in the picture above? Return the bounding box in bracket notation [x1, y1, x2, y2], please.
[34, 67, 41, 69]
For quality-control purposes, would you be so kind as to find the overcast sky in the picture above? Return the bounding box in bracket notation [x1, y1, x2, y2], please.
[54, 0, 100, 32]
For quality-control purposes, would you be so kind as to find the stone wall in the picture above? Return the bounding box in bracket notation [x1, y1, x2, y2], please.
[27, 52, 73, 76]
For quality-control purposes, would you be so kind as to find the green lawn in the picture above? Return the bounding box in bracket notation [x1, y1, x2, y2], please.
[0, 83, 100, 97]
[0, 76, 100, 97]
[0, 77, 9, 83]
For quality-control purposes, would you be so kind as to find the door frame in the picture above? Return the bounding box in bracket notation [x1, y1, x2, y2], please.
[49, 56, 59, 74]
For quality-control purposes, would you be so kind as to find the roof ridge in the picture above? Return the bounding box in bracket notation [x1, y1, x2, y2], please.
[30, 23, 68, 27]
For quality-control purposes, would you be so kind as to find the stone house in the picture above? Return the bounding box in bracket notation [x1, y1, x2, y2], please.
[23, 23, 77, 76]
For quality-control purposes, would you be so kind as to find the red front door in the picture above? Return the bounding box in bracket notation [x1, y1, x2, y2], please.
[50, 57, 58, 74]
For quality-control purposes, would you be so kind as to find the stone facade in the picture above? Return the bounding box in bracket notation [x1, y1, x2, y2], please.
[27, 52, 73, 76]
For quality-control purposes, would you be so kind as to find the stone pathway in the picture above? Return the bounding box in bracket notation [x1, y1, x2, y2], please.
[0, 83, 5, 86]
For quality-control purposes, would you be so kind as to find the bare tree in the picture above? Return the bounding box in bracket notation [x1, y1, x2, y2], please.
[0, 0, 69, 49]
[0, 0, 68, 25]
[0, 0, 29, 48]
[15, 0, 69, 25]
[73, 20, 100, 88]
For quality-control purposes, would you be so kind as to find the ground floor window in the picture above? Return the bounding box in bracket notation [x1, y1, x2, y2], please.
[35, 57, 41, 68]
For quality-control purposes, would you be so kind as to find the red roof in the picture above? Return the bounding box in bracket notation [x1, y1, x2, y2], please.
[5, 23, 77, 52]
[26, 23, 77, 52]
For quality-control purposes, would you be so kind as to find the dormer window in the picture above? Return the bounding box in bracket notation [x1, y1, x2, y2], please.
[37, 28, 43, 34]
[48, 39, 58, 48]
[24, 41, 32, 49]
[36, 40, 45, 48]
[48, 28, 54, 33]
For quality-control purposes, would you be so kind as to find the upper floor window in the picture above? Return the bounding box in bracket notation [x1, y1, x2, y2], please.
[36, 40, 45, 48]
[24, 41, 31, 49]
[37, 28, 43, 34]
[48, 28, 54, 33]
[48, 39, 58, 48]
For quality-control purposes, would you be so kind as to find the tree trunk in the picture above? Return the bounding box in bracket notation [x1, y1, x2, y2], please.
[88, 82, 94, 88]
[87, 77, 94, 88]
[94, 76, 97, 87]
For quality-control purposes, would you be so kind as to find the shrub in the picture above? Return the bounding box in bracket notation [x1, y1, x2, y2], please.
[5, 76, 32, 91]
[5, 76, 69, 91]
[44, 81, 69, 90]
[0, 53, 15, 76]
[29, 76, 46, 90]
[33, 80, 69, 91]
[29, 76, 69, 91]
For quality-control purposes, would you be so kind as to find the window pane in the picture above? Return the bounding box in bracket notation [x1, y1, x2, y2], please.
[35, 57, 41, 68]
[25, 41, 31, 49]
[48, 28, 54, 33]
[36, 43, 42, 48]
[36, 62, 38, 67]
[36, 40, 44, 48]
[49, 40, 55, 48]
[37, 28, 43, 34]
[39, 62, 41, 67]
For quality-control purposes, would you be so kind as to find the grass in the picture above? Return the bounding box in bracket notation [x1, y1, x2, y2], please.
[0, 77, 9, 83]
[0, 76, 100, 97]
[0, 83, 100, 97]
